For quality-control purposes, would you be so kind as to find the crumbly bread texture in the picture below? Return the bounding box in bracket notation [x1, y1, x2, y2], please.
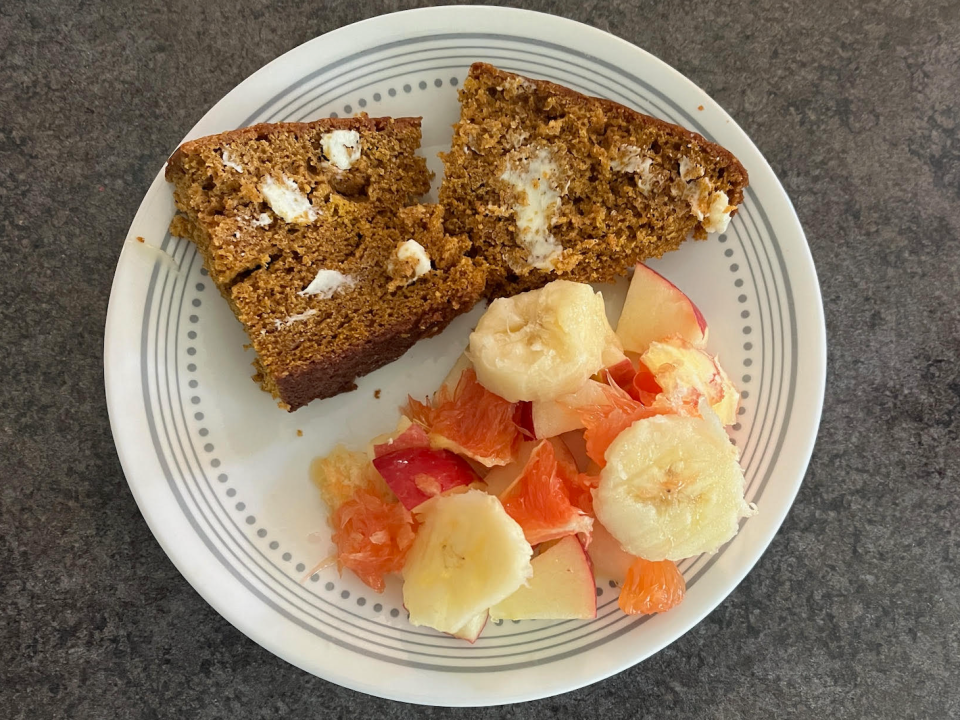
[439, 63, 750, 297]
[166, 117, 486, 411]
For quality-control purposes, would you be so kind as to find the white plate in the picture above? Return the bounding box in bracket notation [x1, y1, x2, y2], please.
[104, 6, 825, 707]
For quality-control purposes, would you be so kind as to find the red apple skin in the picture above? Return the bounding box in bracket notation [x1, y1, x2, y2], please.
[372, 447, 479, 510]
[616, 263, 708, 354]
[372, 424, 431, 458]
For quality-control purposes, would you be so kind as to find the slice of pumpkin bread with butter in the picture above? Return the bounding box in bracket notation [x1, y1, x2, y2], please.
[439, 63, 749, 298]
[166, 116, 486, 411]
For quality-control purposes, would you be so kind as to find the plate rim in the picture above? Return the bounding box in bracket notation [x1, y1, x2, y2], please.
[104, 5, 826, 706]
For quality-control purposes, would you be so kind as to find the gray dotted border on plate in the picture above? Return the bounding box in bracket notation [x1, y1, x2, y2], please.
[329, 77, 460, 118]
[718, 232, 752, 438]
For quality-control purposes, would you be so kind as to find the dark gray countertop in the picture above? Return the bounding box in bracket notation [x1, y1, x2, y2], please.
[3, 0, 959, 717]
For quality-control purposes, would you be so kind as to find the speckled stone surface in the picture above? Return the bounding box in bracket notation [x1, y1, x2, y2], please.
[2, 0, 959, 717]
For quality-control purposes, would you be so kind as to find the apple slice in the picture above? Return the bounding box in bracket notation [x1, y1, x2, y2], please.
[641, 337, 740, 424]
[490, 536, 597, 620]
[449, 611, 488, 643]
[371, 422, 431, 458]
[587, 522, 636, 585]
[616, 263, 708, 354]
[372, 447, 480, 510]
[531, 380, 611, 438]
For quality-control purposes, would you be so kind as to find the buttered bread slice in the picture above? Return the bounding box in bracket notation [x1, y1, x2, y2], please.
[166, 117, 486, 411]
[439, 63, 749, 297]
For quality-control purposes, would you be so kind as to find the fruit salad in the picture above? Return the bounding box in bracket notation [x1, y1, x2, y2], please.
[310, 265, 756, 641]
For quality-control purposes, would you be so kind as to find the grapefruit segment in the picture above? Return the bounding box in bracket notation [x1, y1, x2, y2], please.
[631, 360, 663, 406]
[617, 557, 686, 615]
[406, 368, 521, 467]
[564, 470, 600, 517]
[330, 490, 417, 593]
[498, 440, 593, 545]
[311, 445, 393, 513]
[600, 357, 662, 406]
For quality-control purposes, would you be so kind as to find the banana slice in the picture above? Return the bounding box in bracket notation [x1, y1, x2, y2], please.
[402, 490, 533, 634]
[469, 280, 613, 402]
[593, 407, 755, 561]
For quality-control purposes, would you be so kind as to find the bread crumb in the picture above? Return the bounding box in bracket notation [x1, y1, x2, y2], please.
[297, 429, 303, 437]
[698, 105, 704, 111]
[130, 236, 181, 275]
[374, 389, 382, 399]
